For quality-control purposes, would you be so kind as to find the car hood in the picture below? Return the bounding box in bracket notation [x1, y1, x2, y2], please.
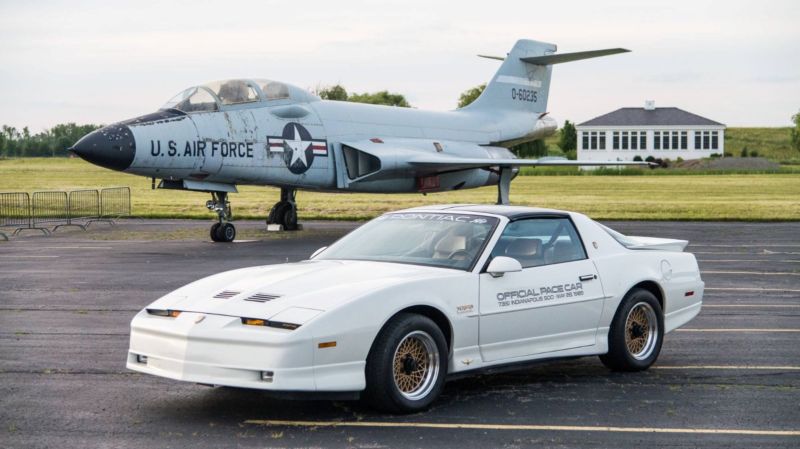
[148, 259, 461, 323]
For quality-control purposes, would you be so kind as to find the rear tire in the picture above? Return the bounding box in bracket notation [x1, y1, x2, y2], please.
[364, 313, 448, 413]
[600, 288, 664, 371]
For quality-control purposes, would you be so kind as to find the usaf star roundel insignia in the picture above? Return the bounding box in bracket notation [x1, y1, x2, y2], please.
[267, 123, 328, 174]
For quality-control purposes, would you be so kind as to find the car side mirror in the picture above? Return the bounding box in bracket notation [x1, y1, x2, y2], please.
[486, 256, 522, 278]
[309, 246, 327, 259]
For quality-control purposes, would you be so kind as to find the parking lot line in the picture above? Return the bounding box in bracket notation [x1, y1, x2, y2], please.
[244, 419, 800, 437]
[702, 304, 800, 308]
[652, 365, 800, 370]
[706, 287, 800, 293]
[701, 270, 800, 276]
[676, 328, 800, 333]
[699, 259, 800, 263]
[691, 244, 800, 248]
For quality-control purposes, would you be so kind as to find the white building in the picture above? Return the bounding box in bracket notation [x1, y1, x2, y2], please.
[576, 101, 725, 163]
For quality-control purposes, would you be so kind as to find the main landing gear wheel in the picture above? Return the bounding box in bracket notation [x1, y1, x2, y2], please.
[364, 313, 448, 413]
[267, 187, 299, 231]
[207, 192, 235, 243]
[600, 288, 664, 371]
[211, 222, 235, 243]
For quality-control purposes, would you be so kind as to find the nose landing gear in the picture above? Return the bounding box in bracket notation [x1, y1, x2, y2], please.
[207, 192, 236, 242]
[267, 187, 299, 231]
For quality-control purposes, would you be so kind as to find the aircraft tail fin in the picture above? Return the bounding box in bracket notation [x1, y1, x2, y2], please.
[464, 39, 629, 114]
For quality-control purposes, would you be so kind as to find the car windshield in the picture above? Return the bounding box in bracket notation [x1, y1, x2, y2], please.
[316, 212, 499, 270]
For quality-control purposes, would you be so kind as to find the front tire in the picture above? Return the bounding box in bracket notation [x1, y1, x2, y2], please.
[364, 313, 448, 413]
[600, 288, 664, 371]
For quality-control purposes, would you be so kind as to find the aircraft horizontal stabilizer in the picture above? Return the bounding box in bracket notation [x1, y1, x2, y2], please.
[520, 48, 630, 65]
[407, 154, 650, 172]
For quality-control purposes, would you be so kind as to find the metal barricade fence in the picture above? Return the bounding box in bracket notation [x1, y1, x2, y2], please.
[0, 192, 32, 239]
[1, 187, 130, 239]
[31, 191, 68, 233]
[67, 189, 102, 229]
[100, 187, 131, 219]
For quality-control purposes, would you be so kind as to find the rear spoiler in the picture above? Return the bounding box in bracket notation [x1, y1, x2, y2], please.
[622, 236, 689, 252]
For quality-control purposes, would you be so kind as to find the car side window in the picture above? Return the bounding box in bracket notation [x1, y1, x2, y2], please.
[490, 217, 587, 268]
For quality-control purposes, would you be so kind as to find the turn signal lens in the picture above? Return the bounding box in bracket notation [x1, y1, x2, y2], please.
[146, 308, 181, 318]
[242, 318, 267, 326]
[241, 317, 300, 330]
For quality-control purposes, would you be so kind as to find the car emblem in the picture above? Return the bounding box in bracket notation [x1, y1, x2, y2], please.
[195, 315, 206, 324]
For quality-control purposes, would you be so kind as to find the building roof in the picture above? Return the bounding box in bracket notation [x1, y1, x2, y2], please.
[578, 107, 724, 127]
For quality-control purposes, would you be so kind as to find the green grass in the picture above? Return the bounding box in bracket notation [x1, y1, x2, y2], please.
[725, 127, 797, 161]
[1, 158, 798, 221]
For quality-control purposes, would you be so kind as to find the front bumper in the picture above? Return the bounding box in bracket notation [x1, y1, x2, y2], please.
[126, 310, 365, 391]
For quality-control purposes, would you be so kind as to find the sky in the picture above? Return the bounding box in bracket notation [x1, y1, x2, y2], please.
[1, 0, 798, 132]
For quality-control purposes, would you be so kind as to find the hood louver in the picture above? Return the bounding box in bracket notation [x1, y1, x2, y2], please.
[245, 293, 282, 303]
[213, 290, 240, 299]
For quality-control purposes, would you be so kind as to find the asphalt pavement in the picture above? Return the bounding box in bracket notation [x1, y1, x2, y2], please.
[1, 219, 798, 448]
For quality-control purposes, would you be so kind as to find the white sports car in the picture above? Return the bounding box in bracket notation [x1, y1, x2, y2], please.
[127, 205, 704, 412]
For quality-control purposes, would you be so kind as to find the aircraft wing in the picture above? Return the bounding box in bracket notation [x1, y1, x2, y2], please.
[407, 154, 651, 172]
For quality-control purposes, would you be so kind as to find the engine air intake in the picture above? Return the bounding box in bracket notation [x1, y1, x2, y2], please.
[342, 145, 381, 180]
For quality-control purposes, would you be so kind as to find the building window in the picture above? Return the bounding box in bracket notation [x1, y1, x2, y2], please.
[591, 132, 597, 150]
[613, 132, 619, 150]
[621, 131, 629, 150]
[599, 132, 606, 150]
[630, 131, 638, 150]
[654, 131, 661, 150]
[694, 131, 701, 149]
[680, 131, 688, 150]
[662, 132, 670, 150]
[582, 132, 588, 150]
[703, 131, 710, 149]
[671, 131, 679, 150]
[711, 131, 718, 150]
[640, 133, 646, 150]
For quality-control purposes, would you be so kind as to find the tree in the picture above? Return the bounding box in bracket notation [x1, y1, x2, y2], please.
[348, 90, 411, 107]
[0, 122, 101, 157]
[559, 120, 577, 152]
[457, 84, 485, 108]
[513, 140, 547, 158]
[316, 84, 411, 107]
[792, 110, 800, 152]
[740, 146, 748, 158]
[317, 84, 348, 101]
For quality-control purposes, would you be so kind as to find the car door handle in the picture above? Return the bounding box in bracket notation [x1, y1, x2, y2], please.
[579, 274, 597, 281]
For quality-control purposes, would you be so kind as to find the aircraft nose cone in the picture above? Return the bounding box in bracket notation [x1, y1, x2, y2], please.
[70, 123, 135, 171]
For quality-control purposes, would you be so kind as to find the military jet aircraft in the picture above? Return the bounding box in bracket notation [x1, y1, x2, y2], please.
[71, 38, 639, 242]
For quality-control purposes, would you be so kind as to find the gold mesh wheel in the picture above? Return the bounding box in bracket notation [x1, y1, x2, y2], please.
[625, 301, 658, 360]
[392, 330, 440, 400]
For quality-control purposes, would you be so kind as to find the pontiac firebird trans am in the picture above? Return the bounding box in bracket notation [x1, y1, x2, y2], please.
[127, 205, 704, 412]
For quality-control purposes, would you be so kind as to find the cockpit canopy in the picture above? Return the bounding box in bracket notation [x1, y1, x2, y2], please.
[161, 79, 316, 113]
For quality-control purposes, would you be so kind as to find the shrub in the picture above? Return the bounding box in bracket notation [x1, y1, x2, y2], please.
[710, 153, 722, 158]
[750, 150, 759, 158]
[645, 155, 656, 163]
[723, 151, 732, 158]
[676, 157, 684, 163]
[740, 146, 748, 157]
[633, 155, 643, 162]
